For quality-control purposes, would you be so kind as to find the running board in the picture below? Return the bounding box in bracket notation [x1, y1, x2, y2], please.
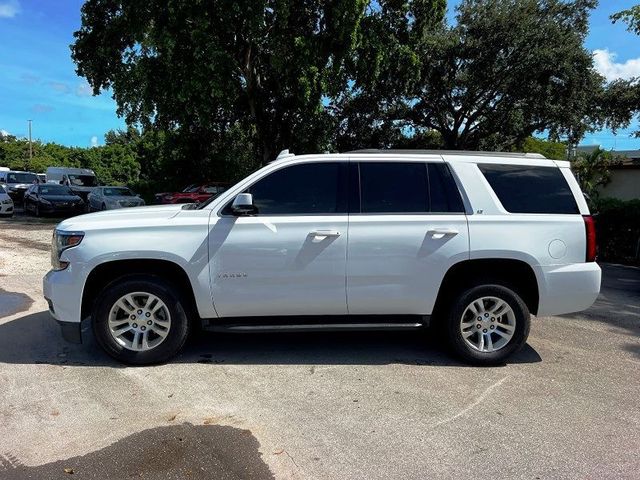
[201, 315, 429, 333]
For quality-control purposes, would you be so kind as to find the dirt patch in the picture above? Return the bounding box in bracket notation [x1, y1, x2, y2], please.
[0, 423, 275, 480]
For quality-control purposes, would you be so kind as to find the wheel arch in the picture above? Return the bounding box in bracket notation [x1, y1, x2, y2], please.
[433, 258, 540, 318]
[81, 259, 199, 324]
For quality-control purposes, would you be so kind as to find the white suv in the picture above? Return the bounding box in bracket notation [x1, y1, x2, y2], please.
[43, 150, 601, 365]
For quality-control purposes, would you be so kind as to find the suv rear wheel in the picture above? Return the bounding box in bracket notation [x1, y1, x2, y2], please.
[446, 284, 530, 365]
[92, 276, 190, 364]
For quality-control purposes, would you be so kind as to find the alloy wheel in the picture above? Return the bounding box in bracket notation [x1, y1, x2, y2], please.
[108, 292, 171, 351]
[459, 296, 516, 353]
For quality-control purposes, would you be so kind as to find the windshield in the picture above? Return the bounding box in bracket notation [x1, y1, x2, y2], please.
[104, 187, 134, 196]
[183, 184, 198, 192]
[7, 172, 37, 184]
[40, 185, 73, 195]
[67, 174, 98, 187]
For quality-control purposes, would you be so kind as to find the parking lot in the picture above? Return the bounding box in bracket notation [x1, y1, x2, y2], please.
[0, 215, 639, 479]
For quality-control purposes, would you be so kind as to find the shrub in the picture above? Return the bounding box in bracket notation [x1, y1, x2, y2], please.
[591, 197, 640, 265]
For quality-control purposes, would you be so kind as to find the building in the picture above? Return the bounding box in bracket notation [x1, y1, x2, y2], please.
[576, 146, 640, 201]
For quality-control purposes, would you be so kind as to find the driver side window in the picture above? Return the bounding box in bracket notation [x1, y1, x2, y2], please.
[224, 162, 348, 216]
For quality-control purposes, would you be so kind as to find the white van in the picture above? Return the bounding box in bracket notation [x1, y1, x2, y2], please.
[45, 167, 98, 202]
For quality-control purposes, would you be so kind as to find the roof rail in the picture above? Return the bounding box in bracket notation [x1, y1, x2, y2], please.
[346, 149, 547, 159]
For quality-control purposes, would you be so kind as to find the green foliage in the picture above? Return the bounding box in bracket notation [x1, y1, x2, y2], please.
[71, 0, 372, 164]
[611, 6, 640, 35]
[521, 138, 567, 160]
[0, 134, 141, 186]
[571, 148, 622, 199]
[340, 0, 613, 150]
[591, 197, 640, 265]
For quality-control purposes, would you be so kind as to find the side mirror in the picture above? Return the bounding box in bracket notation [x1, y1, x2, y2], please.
[231, 193, 256, 215]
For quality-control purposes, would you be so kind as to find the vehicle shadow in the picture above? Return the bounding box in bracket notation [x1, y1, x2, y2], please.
[557, 263, 640, 356]
[0, 310, 542, 368]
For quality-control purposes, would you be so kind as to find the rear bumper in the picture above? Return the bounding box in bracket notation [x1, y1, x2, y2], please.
[537, 262, 601, 316]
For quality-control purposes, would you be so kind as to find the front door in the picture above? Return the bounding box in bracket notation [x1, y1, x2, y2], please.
[209, 161, 349, 318]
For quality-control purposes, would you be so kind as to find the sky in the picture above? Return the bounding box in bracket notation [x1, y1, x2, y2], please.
[0, 1, 639, 150]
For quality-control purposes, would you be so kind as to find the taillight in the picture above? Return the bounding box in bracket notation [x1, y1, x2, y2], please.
[583, 215, 596, 262]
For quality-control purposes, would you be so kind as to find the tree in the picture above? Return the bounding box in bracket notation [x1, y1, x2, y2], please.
[71, 0, 374, 166]
[572, 148, 622, 199]
[521, 137, 567, 160]
[612, 6, 640, 35]
[338, 0, 617, 151]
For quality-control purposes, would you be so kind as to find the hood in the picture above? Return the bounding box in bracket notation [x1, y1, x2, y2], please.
[56, 203, 185, 231]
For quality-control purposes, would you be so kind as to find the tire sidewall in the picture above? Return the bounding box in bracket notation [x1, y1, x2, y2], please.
[92, 276, 190, 365]
[447, 284, 530, 365]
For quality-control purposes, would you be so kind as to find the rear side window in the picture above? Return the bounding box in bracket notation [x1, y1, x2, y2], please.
[479, 164, 579, 214]
[357, 162, 464, 214]
[359, 163, 429, 213]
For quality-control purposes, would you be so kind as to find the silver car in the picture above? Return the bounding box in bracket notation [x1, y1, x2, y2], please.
[87, 186, 145, 211]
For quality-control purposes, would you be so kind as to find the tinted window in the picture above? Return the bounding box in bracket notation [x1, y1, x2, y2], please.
[7, 172, 37, 183]
[428, 163, 465, 213]
[479, 164, 579, 214]
[104, 187, 133, 196]
[242, 163, 346, 215]
[359, 163, 429, 213]
[39, 185, 72, 195]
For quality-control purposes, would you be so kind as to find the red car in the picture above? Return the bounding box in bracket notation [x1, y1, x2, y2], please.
[155, 183, 228, 204]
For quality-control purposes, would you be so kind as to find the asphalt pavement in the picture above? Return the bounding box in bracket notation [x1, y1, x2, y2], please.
[0, 218, 638, 479]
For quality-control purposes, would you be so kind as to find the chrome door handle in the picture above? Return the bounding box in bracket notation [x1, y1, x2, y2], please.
[310, 230, 341, 237]
[427, 228, 459, 237]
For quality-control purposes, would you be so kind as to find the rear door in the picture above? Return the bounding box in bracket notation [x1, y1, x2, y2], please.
[346, 158, 469, 315]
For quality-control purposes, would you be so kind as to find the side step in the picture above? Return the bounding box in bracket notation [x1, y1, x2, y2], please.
[201, 315, 429, 333]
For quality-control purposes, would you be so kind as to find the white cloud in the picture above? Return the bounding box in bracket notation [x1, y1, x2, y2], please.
[0, 0, 19, 18]
[76, 82, 93, 97]
[593, 49, 640, 82]
[90, 136, 99, 148]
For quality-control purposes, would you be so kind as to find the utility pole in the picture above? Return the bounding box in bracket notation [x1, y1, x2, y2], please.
[28, 119, 33, 170]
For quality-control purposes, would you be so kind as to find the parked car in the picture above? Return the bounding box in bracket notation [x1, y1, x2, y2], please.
[0, 170, 38, 202]
[88, 186, 146, 211]
[24, 184, 84, 217]
[155, 183, 227, 204]
[0, 184, 14, 217]
[46, 167, 98, 203]
[44, 150, 600, 366]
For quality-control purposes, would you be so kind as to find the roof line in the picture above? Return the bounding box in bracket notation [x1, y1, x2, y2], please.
[345, 149, 547, 159]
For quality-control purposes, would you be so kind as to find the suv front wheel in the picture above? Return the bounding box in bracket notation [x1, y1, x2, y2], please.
[92, 276, 190, 365]
[446, 284, 530, 365]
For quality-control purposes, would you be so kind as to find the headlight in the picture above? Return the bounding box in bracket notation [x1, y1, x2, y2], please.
[1, 199, 11, 204]
[51, 230, 84, 270]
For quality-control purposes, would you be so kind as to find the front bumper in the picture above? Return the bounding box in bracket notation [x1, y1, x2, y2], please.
[0, 202, 13, 215]
[537, 262, 602, 316]
[43, 267, 83, 319]
[55, 317, 82, 343]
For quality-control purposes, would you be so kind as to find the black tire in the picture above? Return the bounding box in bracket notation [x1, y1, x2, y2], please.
[101, 203, 106, 211]
[34, 203, 40, 217]
[92, 275, 190, 365]
[445, 284, 530, 366]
